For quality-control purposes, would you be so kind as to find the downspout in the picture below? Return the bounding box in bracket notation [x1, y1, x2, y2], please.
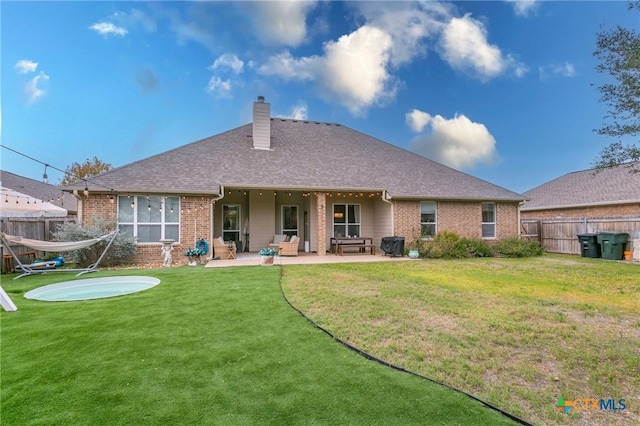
[210, 186, 225, 257]
[381, 190, 393, 236]
[72, 190, 83, 224]
[518, 201, 524, 240]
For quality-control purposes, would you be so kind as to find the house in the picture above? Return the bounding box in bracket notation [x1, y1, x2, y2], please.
[521, 163, 640, 219]
[520, 163, 640, 255]
[63, 96, 525, 263]
[1, 170, 78, 217]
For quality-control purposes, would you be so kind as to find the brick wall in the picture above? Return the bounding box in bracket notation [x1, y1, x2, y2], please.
[521, 203, 640, 220]
[393, 200, 420, 243]
[81, 194, 211, 265]
[496, 202, 519, 239]
[393, 200, 520, 243]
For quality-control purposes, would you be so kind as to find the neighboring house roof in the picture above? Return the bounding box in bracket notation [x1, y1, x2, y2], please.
[1, 170, 78, 213]
[64, 119, 524, 202]
[521, 162, 640, 211]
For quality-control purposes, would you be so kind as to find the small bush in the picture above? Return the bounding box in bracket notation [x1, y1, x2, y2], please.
[52, 218, 136, 267]
[454, 238, 494, 258]
[493, 238, 543, 258]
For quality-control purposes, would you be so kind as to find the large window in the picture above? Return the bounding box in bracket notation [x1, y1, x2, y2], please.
[282, 205, 298, 237]
[222, 204, 241, 242]
[118, 195, 180, 243]
[420, 201, 437, 238]
[333, 204, 360, 238]
[482, 202, 496, 239]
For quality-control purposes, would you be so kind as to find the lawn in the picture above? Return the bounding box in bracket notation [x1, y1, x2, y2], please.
[1, 266, 516, 425]
[281, 254, 639, 426]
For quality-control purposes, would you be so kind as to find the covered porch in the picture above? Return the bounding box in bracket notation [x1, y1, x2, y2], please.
[211, 187, 393, 256]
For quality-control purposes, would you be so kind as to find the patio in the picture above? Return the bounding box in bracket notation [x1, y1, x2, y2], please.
[205, 252, 414, 268]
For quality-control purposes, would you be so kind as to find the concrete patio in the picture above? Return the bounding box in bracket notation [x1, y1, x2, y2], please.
[205, 252, 415, 268]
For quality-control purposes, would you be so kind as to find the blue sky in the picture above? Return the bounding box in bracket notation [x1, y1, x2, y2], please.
[2, 1, 637, 193]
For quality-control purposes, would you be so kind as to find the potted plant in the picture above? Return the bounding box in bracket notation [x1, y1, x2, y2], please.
[185, 247, 205, 266]
[258, 247, 278, 266]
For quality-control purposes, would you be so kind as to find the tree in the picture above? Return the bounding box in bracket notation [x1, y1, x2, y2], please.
[593, 1, 640, 170]
[60, 156, 112, 185]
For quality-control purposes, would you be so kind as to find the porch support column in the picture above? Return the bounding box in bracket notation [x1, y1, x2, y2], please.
[316, 192, 326, 255]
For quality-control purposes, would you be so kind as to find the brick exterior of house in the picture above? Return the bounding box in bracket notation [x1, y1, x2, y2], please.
[392, 200, 520, 245]
[80, 194, 211, 265]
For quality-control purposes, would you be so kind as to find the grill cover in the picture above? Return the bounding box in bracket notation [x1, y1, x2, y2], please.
[380, 236, 404, 257]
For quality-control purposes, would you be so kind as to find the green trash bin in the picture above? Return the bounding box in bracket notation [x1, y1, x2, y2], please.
[596, 232, 629, 260]
[577, 233, 601, 258]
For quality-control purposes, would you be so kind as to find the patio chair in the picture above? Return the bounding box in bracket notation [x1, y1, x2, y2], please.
[278, 235, 300, 256]
[213, 237, 236, 259]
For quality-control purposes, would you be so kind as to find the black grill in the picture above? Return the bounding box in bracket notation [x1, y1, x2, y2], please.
[380, 236, 404, 257]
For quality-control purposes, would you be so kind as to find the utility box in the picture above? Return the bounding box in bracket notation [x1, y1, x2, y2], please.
[577, 233, 601, 258]
[596, 232, 629, 260]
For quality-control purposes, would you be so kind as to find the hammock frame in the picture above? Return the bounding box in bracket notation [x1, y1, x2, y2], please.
[1, 229, 119, 280]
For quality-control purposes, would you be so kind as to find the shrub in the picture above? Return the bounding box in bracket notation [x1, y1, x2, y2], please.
[454, 238, 494, 258]
[52, 218, 136, 267]
[493, 238, 543, 258]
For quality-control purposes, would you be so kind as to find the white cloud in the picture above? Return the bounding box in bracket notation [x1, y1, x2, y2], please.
[408, 110, 497, 170]
[539, 62, 576, 80]
[353, 1, 450, 67]
[406, 109, 432, 133]
[210, 54, 244, 74]
[90, 22, 128, 36]
[258, 51, 318, 81]
[25, 72, 50, 103]
[439, 14, 525, 81]
[205, 76, 232, 98]
[505, 0, 539, 17]
[14, 59, 38, 74]
[277, 102, 308, 120]
[246, 0, 318, 47]
[320, 26, 395, 114]
[260, 26, 395, 115]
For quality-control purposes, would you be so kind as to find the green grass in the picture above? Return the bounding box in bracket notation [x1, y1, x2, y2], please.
[281, 254, 640, 426]
[1, 266, 515, 425]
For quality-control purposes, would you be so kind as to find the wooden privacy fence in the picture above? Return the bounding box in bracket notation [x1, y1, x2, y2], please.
[1, 218, 75, 273]
[521, 217, 640, 255]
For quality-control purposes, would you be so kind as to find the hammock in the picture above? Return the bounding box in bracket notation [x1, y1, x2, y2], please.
[1, 229, 119, 280]
[2, 231, 116, 252]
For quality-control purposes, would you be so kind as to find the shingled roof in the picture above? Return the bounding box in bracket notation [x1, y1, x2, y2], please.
[521, 162, 640, 211]
[65, 118, 523, 202]
[1, 170, 77, 213]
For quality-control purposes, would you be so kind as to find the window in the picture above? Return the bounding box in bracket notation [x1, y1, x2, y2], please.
[118, 195, 180, 243]
[420, 201, 437, 238]
[333, 204, 360, 237]
[222, 204, 240, 242]
[482, 203, 496, 239]
[282, 205, 298, 237]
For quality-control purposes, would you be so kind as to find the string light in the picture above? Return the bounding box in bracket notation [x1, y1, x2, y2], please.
[42, 164, 49, 184]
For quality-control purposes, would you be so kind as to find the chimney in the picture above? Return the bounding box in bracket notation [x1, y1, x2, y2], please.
[252, 95, 271, 150]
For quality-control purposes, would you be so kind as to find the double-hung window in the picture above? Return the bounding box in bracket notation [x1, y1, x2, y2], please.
[118, 195, 180, 243]
[481, 203, 496, 239]
[333, 204, 360, 238]
[420, 201, 437, 239]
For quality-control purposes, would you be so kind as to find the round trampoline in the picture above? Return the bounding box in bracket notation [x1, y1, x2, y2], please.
[24, 276, 160, 302]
